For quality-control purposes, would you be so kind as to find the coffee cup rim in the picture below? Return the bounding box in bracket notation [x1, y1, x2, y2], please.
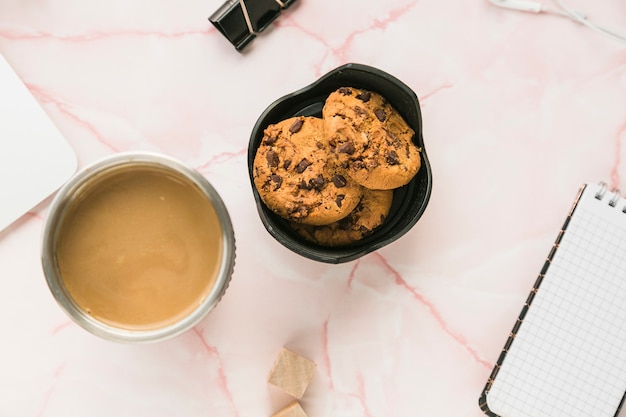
[41, 151, 236, 343]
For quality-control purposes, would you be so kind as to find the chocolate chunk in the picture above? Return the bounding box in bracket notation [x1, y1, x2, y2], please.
[359, 225, 369, 233]
[295, 158, 312, 173]
[263, 136, 276, 146]
[283, 159, 292, 169]
[289, 118, 304, 133]
[374, 109, 386, 122]
[332, 174, 347, 188]
[270, 174, 282, 190]
[266, 150, 279, 168]
[338, 142, 355, 154]
[338, 217, 353, 230]
[352, 160, 365, 170]
[298, 179, 312, 190]
[356, 91, 371, 102]
[316, 142, 324, 149]
[402, 142, 411, 158]
[335, 194, 345, 207]
[354, 106, 367, 117]
[386, 150, 400, 165]
[387, 131, 401, 146]
[309, 174, 325, 191]
[338, 87, 352, 96]
[290, 206, 309, 219]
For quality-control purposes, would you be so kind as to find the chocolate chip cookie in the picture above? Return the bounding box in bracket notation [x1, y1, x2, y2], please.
[253, 116, 363, 226]
[323, 87, 421, 190]
[291, 188, 393, 246]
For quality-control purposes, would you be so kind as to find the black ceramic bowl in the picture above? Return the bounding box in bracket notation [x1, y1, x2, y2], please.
[248, 63, 432, 263]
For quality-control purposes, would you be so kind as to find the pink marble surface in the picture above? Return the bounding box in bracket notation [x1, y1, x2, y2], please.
[1, 0, 625, 416]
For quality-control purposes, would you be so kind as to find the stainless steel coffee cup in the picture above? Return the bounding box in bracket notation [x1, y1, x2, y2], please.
[41, 152, 235, 343]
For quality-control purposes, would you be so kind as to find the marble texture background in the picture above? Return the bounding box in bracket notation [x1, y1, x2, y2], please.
[1, 0, 625, 416]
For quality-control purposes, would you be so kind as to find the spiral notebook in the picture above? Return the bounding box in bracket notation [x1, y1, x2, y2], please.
[479, 182, 626, 417]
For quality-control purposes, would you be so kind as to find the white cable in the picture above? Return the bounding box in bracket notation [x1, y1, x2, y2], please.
[488, 0, 543, 13]
[489, 0, 626, 46]
[551, 0, 626, 45]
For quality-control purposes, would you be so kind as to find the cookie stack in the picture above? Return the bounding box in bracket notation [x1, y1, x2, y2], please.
[253, 87, 421, 247]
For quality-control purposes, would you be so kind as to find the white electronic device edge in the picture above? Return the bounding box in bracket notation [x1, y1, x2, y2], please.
[489, 0, 626, 45]
[0, 53, 77, 232]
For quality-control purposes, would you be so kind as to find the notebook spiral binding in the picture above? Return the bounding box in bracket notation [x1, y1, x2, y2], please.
[479, 181, 626, 417]
[594, 182, 626, 212]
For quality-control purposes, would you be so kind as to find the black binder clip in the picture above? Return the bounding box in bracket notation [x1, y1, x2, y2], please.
[209, 0, 297, 51]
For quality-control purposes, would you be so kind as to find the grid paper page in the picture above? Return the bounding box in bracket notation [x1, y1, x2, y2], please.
[486, 183, 626, 417]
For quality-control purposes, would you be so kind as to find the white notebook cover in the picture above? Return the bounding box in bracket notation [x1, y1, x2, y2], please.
[0, 54, 77, 232]
[481, 182, 626, 417]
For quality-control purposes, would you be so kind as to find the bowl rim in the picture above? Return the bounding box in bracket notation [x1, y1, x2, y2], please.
[41, 151, 236, 343]
[248, 62, 433, 263]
